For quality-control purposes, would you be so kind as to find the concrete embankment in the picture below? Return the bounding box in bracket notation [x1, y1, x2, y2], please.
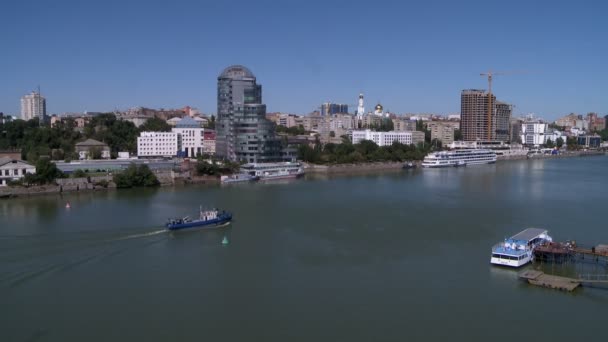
[497, 150, 605, 161]
[0, 171, 219, 199]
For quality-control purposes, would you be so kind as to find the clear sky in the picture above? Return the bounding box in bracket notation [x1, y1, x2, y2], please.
[1, 0, 606, 120]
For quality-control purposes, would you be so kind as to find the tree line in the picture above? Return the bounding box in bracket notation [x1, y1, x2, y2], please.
[298, 139, 437, 164]
[0, 114, 175, 163]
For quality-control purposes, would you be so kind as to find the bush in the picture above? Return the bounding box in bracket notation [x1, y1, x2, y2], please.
[72, 169, 87, 178]
[113, 164, 159, 188]
[95, 180, 109, 188]
[23, 158, 64, 185]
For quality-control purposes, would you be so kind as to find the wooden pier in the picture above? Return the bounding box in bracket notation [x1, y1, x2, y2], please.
[518, 270, 580, 292]
[519, 270, 608, 292]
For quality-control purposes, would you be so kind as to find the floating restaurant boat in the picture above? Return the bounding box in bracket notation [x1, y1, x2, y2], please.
[166, 207, 232, 231]
[220, 173, 259, 184]
[240, 162, 304, 181]
[490, 228, 553, 267]
[421, 149, 496, 168]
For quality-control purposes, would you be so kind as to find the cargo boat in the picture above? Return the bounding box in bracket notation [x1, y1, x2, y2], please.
[166, 207, 232, 231]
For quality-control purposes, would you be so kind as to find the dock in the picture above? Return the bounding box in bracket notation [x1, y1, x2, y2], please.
[518, 270, 581, 292]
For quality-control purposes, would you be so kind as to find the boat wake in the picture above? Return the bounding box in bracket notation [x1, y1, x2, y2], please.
[105, 229, 168, 242]
[0, 227, 170, 289]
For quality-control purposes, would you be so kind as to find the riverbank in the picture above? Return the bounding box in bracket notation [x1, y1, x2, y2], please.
[0, 171, 220, 199]
[1, 151, 605, 199]
[303, 150, 606, 173]
[497, 150, 605, 161]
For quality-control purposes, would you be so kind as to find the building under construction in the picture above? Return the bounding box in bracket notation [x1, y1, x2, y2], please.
[460, 89, 512, 142]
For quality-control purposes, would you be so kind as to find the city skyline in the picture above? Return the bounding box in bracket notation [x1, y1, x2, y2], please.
[1, 1, 607, 120]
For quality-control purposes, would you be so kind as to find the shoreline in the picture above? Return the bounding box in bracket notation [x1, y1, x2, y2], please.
[1, 151, 605, 199]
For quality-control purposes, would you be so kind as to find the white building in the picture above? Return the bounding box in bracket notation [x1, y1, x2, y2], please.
[521, 121, 566, 146]
[352, 129, 424, 146]
[137, 117, 211, 158]
[21, 91, 46, 121]
[171, 117, 205, 158]
[356, 93, 365, 120]
[137, 132, 178, 158]
[0, 157, 36, 186]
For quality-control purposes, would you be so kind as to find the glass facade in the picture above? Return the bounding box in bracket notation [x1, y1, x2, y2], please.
[216, 65, 281, 163]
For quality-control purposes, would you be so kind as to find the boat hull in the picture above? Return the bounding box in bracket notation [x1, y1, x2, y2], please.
[490, 254, 532, 268]
[166, 215, 232, 231]
[259, 173, 303, 181]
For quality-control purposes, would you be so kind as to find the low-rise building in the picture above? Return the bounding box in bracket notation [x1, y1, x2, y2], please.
[203, 130, 216, 155]
[351, 129, 424, 146]
[0, 157, 36, 186]
[172, 117, 205, 158]
[392, 119, 416, 132]
[137, 132, 179, 158]
[428, 121, 457, 145]
[75, 139, 111, 159]
[577, 135, 601, 148]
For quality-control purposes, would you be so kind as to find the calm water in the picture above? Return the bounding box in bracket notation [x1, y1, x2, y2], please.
[2, 157, 607, 341]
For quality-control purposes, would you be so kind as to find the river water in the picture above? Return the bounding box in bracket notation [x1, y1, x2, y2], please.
[1, 157, 607, 341]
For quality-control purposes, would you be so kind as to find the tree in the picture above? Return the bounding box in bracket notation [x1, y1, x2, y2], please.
[23, 158, 64, 185]
[566, 136, 578, 150]
[138, 117, 171, 132]
[89, 146, 103, 159]
[205, 115, 216, 129]
[72, 169, 87, 178]
[545, 138, 554, 148]
[556, 137, 564, 148]
[113, 164, 159, 188]
[454, 129, 463, 141]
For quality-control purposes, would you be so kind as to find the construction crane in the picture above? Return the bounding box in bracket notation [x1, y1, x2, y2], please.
[480, 71, 506, 140]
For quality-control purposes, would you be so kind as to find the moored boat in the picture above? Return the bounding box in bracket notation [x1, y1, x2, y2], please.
[166, 207, 232, 231]
[490, 228, 552, 267]
[220, 173, 259, 184]
[241, 162, 304, 181]
[421, 149, 496, 168]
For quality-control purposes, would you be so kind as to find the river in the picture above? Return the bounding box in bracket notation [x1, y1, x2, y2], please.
[1, 157, 607, 341]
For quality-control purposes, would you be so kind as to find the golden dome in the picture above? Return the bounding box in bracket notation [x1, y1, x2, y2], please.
[375, 103, 383, 111]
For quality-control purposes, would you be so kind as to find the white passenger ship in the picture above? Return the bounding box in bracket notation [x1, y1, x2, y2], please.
[490, 228, 552, 268]
[241, 162, 304, 181]
[421, 149, 497, 168]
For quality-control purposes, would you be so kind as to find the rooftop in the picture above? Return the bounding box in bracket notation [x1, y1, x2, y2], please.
[218, 65, 255, 80]
[511, 228, 548, 242]
[75, 139, 108, 147]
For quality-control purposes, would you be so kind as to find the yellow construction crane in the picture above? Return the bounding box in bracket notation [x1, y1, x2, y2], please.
[480, 71, 506, 140]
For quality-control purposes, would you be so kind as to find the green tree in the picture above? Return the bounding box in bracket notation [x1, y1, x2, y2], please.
[205, 115, 216, 129]
[89, 146, 103, 159]
[23, 158, 64, 185]
[556, 137, 564, 148]
[566, 136, 578, 150]
[139, 117, 171, 132]
[545, 138, 555, 148]
[72, 169, 87, 178]
[454, 129, 463, 141]
[113, 164, 159, 188]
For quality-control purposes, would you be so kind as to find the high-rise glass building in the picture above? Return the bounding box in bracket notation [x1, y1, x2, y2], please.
[20, 91, 46, 121]
[216, 65, 281, 163]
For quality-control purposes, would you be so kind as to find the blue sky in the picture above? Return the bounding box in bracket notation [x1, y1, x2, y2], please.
[1, 0, 606, 120]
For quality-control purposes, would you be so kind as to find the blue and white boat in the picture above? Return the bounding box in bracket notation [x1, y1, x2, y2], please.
[166, 207, 232, 231]
[490, 228, 552, 267]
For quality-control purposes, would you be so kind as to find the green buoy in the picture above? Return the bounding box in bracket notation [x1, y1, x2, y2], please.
[222, 236, 229, 246]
